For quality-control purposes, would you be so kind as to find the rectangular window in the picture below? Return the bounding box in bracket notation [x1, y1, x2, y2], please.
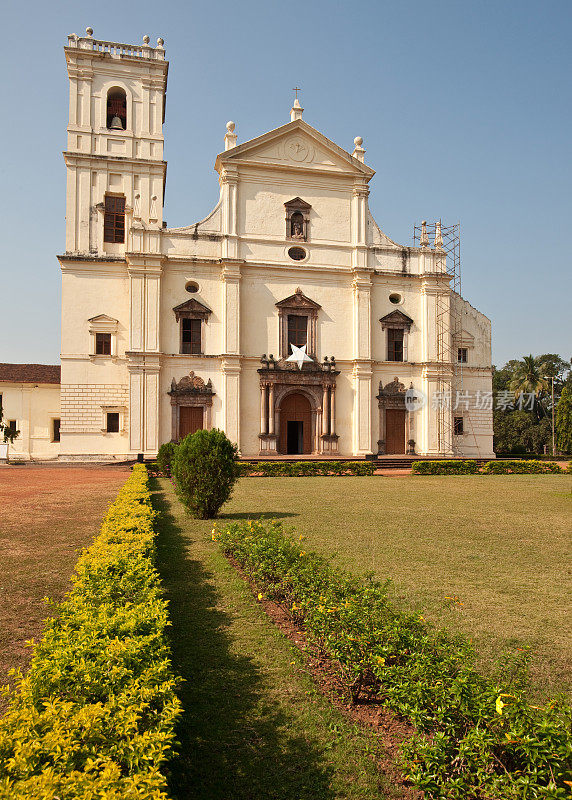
[52, 419, 61, 442]
[454, 416, 464, 436]
[181, 318, 202, 354]
[95, 332, 112, 355]
[287, 315, 308, 348]
[387, 329, 404, 362]
[103, 195, 126, 243]
[106, 412, 120, 433]
[6, 420, 17, 436]
[457, 347, 468, 363]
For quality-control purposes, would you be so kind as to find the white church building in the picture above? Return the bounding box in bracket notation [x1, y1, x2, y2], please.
[2, 29, 494, 461]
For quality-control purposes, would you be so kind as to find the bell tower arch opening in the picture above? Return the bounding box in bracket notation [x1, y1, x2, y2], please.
[106, 86, 127, 130]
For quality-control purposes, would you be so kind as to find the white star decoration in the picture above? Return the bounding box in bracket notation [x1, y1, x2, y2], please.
[286, 343, 313, 370]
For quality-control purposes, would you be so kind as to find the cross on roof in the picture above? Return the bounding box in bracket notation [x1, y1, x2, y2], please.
[293, 86, 301, 100]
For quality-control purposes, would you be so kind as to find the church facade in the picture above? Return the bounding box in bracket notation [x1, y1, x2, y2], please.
[55, 29, 494, 461]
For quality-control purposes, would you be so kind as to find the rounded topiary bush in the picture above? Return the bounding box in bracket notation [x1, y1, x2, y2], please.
[157, 441, 178, 475]
[171, 428, 239, 518]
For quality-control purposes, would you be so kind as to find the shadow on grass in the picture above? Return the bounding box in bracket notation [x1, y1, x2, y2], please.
[151, 481, 334, 800]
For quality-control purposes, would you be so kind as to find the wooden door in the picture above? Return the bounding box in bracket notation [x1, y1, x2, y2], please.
[385, 409, 406, 454]
[179, 406, 204, 440]
[279, 393, 312, 454]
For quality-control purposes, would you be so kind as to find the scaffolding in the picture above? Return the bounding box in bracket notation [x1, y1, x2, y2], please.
[413, 222, 464, 454]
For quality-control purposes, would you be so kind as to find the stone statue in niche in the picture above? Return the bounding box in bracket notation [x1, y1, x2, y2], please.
[291, 212, 304, 239]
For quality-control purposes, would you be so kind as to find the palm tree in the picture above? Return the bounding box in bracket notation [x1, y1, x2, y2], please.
[509, 355, 549, 419]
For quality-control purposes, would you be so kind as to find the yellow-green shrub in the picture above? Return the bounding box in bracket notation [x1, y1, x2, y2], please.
[0, 466, 181, 799]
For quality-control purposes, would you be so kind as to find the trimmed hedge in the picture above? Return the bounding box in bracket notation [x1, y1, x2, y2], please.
[239, 460, 374, 477]
[0, 465, 181, 799]
[412, 459, 478, 474]
[172, 428, 239, 518]
[413, 459, 564, 475]
[156, 441, 178, 476]
[214, 519, 572, 799]
[482, 459, 563, 474]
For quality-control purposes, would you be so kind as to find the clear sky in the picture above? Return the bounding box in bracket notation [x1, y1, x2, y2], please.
[1, 0, 570, 367]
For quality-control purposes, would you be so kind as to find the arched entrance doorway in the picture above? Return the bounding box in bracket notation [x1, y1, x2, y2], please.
[279, 393, 312, 454]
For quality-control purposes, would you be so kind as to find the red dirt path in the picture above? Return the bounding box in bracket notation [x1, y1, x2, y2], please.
[0, 466, 130, 710]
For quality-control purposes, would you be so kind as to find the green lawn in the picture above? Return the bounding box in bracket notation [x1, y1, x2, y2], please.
[217, 474, 572, 699]
[153, 479, 408, 800]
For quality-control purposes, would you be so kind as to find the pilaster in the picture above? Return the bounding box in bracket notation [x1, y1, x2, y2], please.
[221, 356, 241, 450]
[352, 361, 373, 455]
[220, 165, 239, 260]
[220, 261, 242, 356]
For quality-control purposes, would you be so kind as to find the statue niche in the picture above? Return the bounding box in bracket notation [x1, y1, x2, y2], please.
[291, 211, 304, 239]
[284, 197, 311, 242]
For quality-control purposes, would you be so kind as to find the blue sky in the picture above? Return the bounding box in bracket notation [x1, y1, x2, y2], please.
[1, 0, 570, 367]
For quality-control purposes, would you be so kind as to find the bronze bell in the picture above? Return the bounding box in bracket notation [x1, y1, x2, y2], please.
[110, 115, 124, 130]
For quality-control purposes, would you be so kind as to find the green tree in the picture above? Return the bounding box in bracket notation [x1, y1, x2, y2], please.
[509, 355, 549, 420]
[0, 404, 19, 444]
[171, 428, 239, 519]
[492, 353, 571, 454]
[556, 386, 572, 454]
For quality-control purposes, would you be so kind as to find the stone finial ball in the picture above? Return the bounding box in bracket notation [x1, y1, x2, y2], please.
[86, 27, 93, 36]
[354, 136, 363, 147]
[226, 121, 236, 132]
[157, 37, 164, 46]
[143, 35, 150, 44]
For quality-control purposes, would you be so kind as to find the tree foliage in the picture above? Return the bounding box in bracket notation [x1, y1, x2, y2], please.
[0, 404, 18, 444]
[171, 428, 239, 519]
[156, 441, 177, 475]
[556, 386, 572, 454]
[493, 353, 570, 454]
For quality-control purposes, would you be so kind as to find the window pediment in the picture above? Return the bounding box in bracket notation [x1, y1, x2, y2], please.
[453, 329, 475, 346]
[276, 288, 320, 359]
[379, 310, 413, 331]
[88, 314, 119, 332]
[169, 371, 214, 396]
[276, 287, 321, 313]
[284, 197, 312, 211]
[173, 298, 212, 322]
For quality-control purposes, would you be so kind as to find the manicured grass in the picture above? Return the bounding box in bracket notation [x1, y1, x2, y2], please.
[152, 479, 407, 800]
[0, 465, 131, 711]
[218, 474, 572, 699]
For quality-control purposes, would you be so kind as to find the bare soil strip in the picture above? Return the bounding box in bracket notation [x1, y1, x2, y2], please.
[0, 465, 130, 711]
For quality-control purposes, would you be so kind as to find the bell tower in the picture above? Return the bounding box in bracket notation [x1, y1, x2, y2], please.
[59, 29, 168, 460]
[63, 27, 168, 256]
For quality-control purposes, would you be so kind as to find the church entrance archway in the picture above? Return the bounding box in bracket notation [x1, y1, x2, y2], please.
[279, 393, 312, 454]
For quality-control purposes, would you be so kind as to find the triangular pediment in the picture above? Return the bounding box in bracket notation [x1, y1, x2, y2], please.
[88, 314, 118, 324]
[379, 310, 414, 330]
[173, 298, 212, 321]
[216, 119, 375, 179]
[454, 329, 475, 345]
[276, 287, 321, 311]
[284, 196, 312, 210]
[88, 314, 119, 332]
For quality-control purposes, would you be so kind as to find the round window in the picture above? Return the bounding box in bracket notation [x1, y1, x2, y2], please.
[288, 247, 307, 261]
[389, 293, 402, 304]
[185, 281, 199, 293]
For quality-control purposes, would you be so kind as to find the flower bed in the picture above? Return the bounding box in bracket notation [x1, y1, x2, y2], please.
[214, 518, 572, 799]
[0, 465, 181, 799]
